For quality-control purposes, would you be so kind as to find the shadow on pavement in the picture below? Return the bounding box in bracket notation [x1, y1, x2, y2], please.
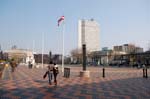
[0, 76, 150, 99]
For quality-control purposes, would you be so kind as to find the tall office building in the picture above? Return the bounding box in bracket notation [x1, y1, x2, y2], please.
[78, 19, 100, 52]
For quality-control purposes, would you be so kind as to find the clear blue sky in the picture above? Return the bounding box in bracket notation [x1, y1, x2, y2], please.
[0, 0, 150, 55]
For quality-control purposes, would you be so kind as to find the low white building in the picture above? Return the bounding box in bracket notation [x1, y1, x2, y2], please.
[4, 48, 35, 65]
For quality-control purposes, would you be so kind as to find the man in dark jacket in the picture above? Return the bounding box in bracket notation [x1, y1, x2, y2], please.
[53, 63, 59, 85]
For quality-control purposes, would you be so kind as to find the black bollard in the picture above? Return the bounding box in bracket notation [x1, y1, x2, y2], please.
[102, 68, 105, 78]
[145, 68, 148, 78]
[143, 68, 145, 78]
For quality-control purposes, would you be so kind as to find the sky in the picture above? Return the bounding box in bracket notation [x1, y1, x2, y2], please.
[0, 0, 150, 55]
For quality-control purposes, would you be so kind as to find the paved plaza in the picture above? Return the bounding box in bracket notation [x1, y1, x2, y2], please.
[0, 64, 150, 99]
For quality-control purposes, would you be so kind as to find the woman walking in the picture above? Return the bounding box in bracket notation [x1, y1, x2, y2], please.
[43, 62, 53, 85]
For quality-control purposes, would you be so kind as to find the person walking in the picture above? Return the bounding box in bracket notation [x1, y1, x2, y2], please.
[53, 63, 59, 85]
[43, 62, 53, 85]
[10, 59, 16, 72]
[28, 61, 31, 69]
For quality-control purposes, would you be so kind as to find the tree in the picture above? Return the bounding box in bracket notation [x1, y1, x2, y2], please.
[70, 48, 82, 64]
[11, 45, 17, 49]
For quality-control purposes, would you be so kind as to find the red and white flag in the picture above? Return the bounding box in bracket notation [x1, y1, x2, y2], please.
[58, 16, 64, 26]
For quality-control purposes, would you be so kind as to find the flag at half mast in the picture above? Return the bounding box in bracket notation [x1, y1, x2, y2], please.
[58, 16, 65, 26]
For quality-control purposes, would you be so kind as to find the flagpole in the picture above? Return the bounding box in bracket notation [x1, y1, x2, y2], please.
[42, 32, 44, 68]
[58, 16, 65, 72]
[62, 21, 65, 72]
[32, 40, 35, 54]
[32, 40, 34, 66]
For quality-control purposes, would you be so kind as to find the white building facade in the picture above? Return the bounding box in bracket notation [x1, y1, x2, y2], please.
[5, 49, 35, 65]
[78, 19, 100, 52]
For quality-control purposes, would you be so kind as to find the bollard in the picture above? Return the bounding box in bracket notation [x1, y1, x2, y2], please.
[145, 68, 148, 78]
[102, 68, 105, 78]
[143, 68, 145, 78]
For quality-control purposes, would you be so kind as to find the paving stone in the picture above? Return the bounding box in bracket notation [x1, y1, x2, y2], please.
[0, 65, 150, 99]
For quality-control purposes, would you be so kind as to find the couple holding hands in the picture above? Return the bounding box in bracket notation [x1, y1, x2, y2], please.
[43, 61, 59, 85]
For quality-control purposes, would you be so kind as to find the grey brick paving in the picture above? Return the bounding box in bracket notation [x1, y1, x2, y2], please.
[0, 65, 150, 99]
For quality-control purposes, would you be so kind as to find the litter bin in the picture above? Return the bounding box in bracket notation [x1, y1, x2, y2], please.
[64, 68, 70, 78]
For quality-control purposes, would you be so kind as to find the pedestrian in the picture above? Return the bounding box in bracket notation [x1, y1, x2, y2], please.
[10, 59, 16, 72]
[142, 64, 146, 69]
[53, 63, 59, 85]
[43, 61, 53, 85]
[28, 61, 31, 69]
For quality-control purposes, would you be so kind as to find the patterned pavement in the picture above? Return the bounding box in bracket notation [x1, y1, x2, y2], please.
[0, 64, 150, 99]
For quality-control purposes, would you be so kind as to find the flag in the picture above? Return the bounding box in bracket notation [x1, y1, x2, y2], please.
[58, 16, 64, 26]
